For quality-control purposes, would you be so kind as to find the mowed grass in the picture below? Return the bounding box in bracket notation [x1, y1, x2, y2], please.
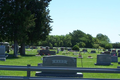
[0, 48, 120, 79]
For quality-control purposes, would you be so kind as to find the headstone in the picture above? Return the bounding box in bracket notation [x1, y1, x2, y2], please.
[118, 52, 120, 57]
[36, 55, 83, 77]
[118, 50, 120, 53]
[90, 50, 96, 53]
[57, 48, 59, 54]
[112, 50, 116, 53]
[46, 46, 49, 50]
[82, 49, 87, 52]
[111, 52, 117, 56]
[0, 46, 6, 61]
[25, 45, 29, 49]
[108, 49, 111, 52]
[42, 56, 76, 67]
[49, 47, 53, 49]
[111, 56, 118, 62]
[111, 52, 118, 62]
[104, 51, 110, 54]
[61, 47, 64, 51]
[68, 48, 72, 51]
[95, 54, 112, 65]
[39, 50, 56, 55]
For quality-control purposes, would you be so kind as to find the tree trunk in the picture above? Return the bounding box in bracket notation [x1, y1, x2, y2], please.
[20, 43, 25, 55]
[14, 39, 18, 57]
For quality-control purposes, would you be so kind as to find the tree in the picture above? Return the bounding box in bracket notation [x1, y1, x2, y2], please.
[0, 0, 35, 57]
[79, 42, 86, 48]
[96, 33, 110, 43]
[69, 30, 86, 46]
[26, 0, 52, 44]
[72, 45, 79, 51]
[85, 34, 94, 48]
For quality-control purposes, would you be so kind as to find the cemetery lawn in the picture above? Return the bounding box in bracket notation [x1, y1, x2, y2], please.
[0, 48, 120, 79]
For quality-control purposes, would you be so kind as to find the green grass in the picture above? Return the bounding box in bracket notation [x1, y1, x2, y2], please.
[0, 48, 120, 79]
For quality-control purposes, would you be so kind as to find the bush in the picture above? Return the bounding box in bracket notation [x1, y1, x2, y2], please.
[105, 43, 113, 49]
[72, 45, 79, 51]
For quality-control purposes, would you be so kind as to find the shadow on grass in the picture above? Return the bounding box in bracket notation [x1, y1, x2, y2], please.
[6, 54, 21, 59]
[6, 54, 35, 59]
[21, 54, 35, 57]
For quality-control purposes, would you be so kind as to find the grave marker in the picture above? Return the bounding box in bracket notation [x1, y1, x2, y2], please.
[95, 54, 112, 65]
[118, 52, 120, 57]
[90, 50, 96, 53]
[111, 52, 118, 62]
[39, 50, 56, 55]
[112, 50, 116, 53]
[36, 55, 83, 77]
[0, 46, 6, 61]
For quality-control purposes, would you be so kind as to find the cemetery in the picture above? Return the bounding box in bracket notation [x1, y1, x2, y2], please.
[0, 47, 120, 79]
[0, 0, 120, 79]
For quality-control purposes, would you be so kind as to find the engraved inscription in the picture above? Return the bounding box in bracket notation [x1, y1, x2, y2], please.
[52, 60, 67, 64]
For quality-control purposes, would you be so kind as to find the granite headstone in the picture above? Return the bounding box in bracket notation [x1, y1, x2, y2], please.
[36, 55, 83, 77]
[95, 54, 112, 65]
[0, 46, 6, 61]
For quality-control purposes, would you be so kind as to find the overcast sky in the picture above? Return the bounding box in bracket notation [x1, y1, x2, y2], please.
[49, 0, 120, 43]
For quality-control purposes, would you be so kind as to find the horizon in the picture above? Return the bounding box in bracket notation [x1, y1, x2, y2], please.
[49, 0, 120, 43]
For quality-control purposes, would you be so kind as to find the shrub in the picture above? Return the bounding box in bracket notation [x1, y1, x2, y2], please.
[105, 43, 113, 49]
[72, 45, 79, 51]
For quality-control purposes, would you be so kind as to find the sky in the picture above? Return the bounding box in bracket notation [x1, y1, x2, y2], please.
[49, 0, 120, 43]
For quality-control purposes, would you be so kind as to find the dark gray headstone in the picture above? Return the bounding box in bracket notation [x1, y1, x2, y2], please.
[104, 51, 110, 54]
[68, 49, 72, 51]
[118, 50, 120, 53]
[0, 46, 6, 61]
[82, 49, 87, 52]
[111, 56, 118, 62]
[118, 52, 120, 57]
[91, 50, 96, 53]
[39, 50, 56, 55]
[112, 50, 116, 53]
[108, 49, 111, 52]
[95, 54, 111, 65]
[36, 55, 83, 77]
[46, 46, 49, 50]
[25, 45, 29, 49]
[61, 47, 64, 51]
[43, 55, 76, 67]
[111, 52, 117, 56]
[49, 47, 53, 49]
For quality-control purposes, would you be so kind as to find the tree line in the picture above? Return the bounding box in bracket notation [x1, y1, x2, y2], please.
[38, 30, 115, 49]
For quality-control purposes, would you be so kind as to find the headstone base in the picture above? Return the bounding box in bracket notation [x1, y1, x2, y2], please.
[94, 63, 112, 65]
[0, 58, 6, 61]
[35, 72, 83, 78]
[78, 57, 83, 58]
[0, 55, 6, 61]
[87, 57, 93, 59]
